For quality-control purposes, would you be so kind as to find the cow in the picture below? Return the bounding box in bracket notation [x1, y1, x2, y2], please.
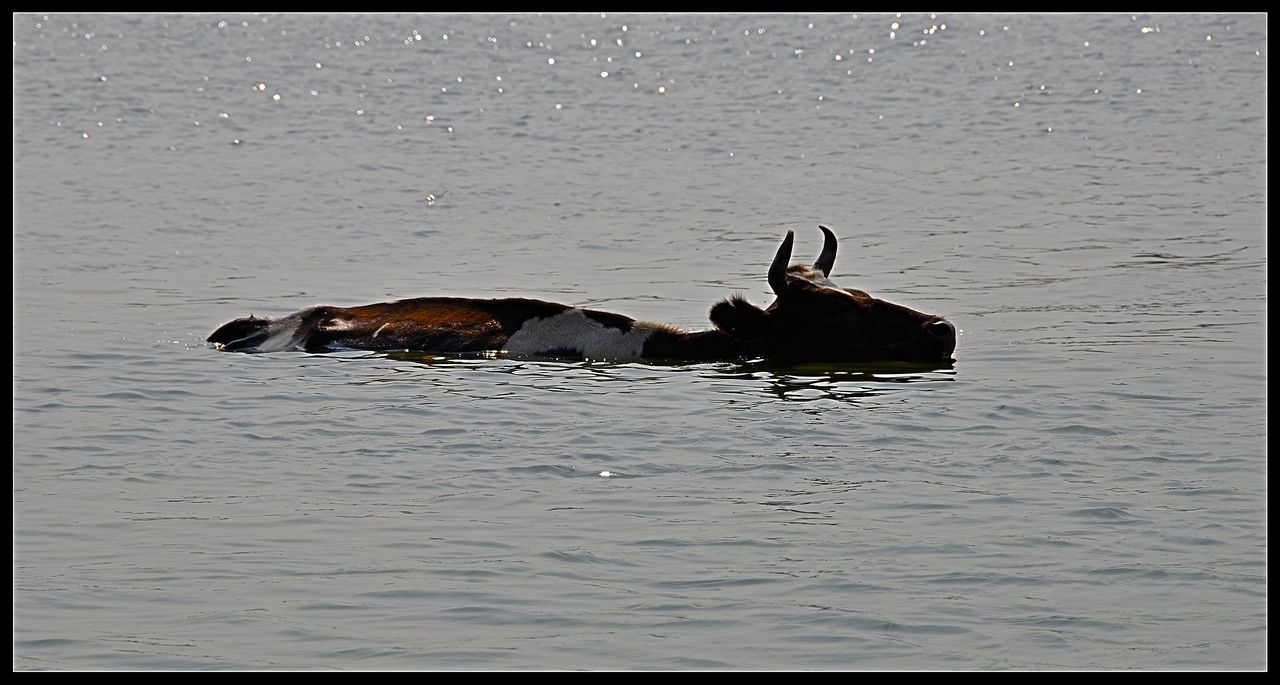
[208, 227, 956, 362]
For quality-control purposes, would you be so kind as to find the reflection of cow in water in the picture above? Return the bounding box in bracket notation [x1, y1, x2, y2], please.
[209, 227, 956, 363]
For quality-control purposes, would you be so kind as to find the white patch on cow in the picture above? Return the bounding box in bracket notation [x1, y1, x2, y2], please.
[372, 323, 391, 338]
[789, 265, 840, 289]
[505, 308, 659, 359]
[250, 309, 318, 352]
[323, 316, 358, 332]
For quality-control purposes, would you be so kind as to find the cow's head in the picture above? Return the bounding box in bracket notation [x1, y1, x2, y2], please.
[709, 227, 956, 362]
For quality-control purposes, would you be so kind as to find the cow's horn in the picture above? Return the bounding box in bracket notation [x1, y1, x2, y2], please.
[769, 230, 794, 296]
[814, 225, 837, 277]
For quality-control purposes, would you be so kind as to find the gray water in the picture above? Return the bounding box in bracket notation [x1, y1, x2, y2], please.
[13, 14, 1266, 669]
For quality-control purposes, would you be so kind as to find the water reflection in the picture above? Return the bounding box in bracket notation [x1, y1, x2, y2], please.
[381, 349, 954, 404]
[713, 358, 955, 403]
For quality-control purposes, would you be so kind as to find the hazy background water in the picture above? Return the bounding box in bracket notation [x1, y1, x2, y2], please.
[13, 14, 1266, 669]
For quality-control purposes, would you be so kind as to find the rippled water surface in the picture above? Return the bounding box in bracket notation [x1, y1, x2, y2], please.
[14, 14, 1266, 669]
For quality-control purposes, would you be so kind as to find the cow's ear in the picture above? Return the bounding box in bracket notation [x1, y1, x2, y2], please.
[711, 295, 768, 339]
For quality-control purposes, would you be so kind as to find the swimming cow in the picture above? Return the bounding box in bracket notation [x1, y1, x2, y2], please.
[208, 227, 956, 362]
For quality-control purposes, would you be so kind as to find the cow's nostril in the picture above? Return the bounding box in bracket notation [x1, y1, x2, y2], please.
[928, 321, 955, 338]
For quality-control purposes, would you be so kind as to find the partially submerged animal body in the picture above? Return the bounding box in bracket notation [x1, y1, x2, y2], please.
[209, 227, 957, 362]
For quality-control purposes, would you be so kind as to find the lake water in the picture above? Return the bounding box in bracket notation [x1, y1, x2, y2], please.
[13, 13, 1266, 669]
